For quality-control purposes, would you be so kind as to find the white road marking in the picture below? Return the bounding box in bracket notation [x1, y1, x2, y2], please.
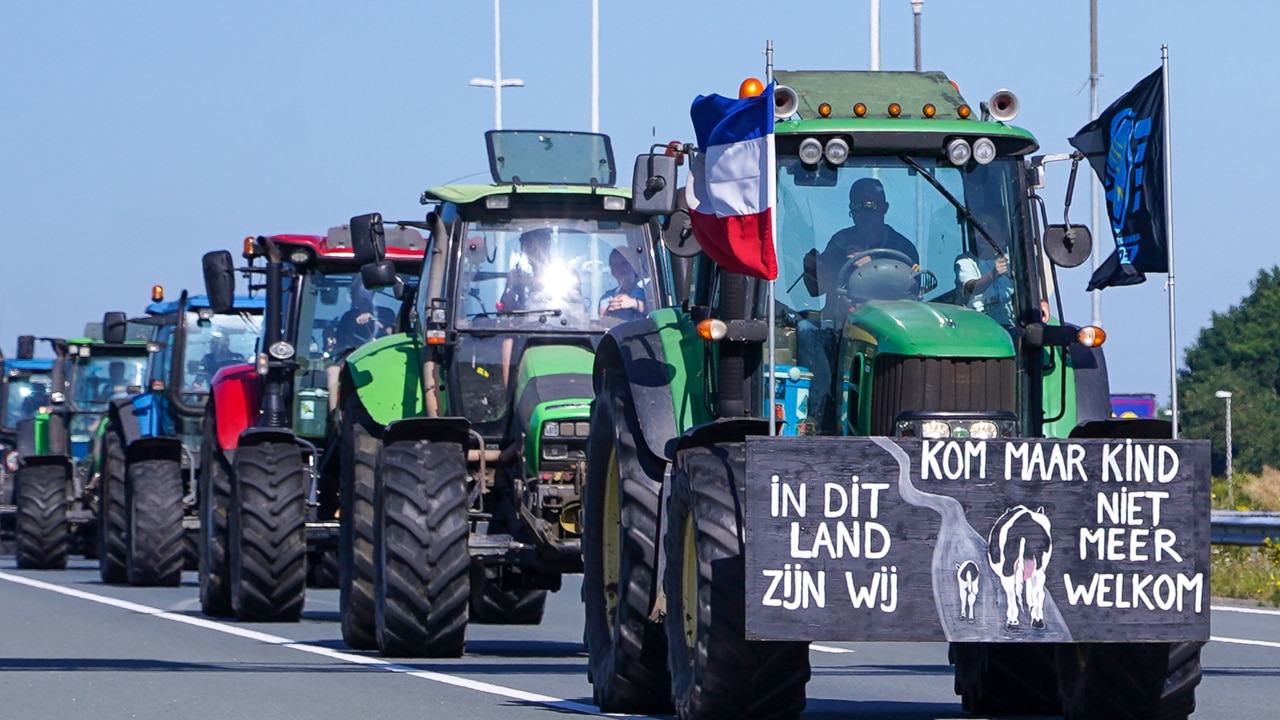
[810, 644, 855, 654]
[1212, 635, 1280, 650]
[0, 570, 656, 718]
[1212, 604, 1280, 617]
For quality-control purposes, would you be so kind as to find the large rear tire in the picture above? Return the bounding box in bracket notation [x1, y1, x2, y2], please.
[583, 369, 671, 713]
[199, 401, 234, 617]
[15, 464, 71, 570]
[663, 443, 810, 720]
[229, 441, 307, 623]
[98, 426, 128, 583]
[126, 458, 185, 587]
[339, 395, 380, 649]
[1057, 641, 1203, 720]
[375, 438, 469, 657]
[950, 643, 1060, 716]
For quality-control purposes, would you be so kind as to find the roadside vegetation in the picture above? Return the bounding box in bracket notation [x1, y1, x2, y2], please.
[1210, 469, 1280, 606]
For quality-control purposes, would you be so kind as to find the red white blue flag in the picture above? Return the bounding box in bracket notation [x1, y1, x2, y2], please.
[687, 83, 777, 280]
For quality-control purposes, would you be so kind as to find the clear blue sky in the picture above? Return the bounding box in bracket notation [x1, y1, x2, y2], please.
[1, 1, 1271, 402]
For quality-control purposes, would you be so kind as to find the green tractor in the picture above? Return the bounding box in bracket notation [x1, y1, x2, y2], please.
[337, 129, 680, 656]
[582, 70, 1207, 719]
[11, 315, 156, 569]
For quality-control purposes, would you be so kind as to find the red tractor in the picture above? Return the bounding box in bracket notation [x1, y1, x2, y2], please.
[199, 228, 424, 621]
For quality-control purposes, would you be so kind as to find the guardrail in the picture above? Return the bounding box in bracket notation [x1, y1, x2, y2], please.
[1211, 510, 1280, 546]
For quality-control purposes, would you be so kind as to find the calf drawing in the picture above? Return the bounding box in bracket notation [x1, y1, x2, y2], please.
[987, 505, 1052, 631]
[954, 560, 979, 622]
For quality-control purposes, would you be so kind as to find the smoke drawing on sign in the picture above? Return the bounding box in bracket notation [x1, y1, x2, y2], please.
[869, 438, 1073, 642]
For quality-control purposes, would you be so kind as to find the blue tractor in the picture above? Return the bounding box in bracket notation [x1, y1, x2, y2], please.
[93, 289, 263, 586]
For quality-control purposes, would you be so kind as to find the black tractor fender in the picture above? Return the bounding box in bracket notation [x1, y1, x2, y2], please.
[236, 427, 301, 450]
[594, 319, 682, 462]
[15, 418, 70, 468]
[124, 436, 184, 466]
[105, 401, 183, 465]
[383, 417, 473, 449]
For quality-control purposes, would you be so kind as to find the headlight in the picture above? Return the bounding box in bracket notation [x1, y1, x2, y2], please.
[798, 137, 824, 165]
[946, 138, 972, 166]
[543, 422, 560, 438]
[288, 249, 312, 265]
[972, 137, 997, 165]
[824, 138, 850, 166]
[969, 420, 1000, 439]
[921, 420, 951, 439]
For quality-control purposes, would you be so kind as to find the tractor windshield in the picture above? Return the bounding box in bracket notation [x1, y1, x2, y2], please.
[2, 372, 52, 429]
[773, 155, 1027, 327]
[455, 218, 655, 332]
[69, 354, 149, 411]
[180, 311, 262, 392]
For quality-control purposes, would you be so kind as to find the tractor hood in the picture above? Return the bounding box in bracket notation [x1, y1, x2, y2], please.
[515, 345, 595, 472]
[846, 301, 1015, 358]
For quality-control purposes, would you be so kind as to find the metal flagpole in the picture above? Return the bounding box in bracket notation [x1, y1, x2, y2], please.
[766, 39, 778, 436]
[1089, 0, 1102, 327]
[1162, 44, 1179, 437]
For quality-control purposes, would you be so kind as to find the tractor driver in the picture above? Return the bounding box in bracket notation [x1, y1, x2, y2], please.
[798, 177, 919, 433]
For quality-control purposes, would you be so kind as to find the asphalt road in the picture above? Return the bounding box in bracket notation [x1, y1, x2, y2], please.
[2, 558, 1279, 719]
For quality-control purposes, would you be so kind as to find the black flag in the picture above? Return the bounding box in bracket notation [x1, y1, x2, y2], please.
[1069, 68, 1167, 291]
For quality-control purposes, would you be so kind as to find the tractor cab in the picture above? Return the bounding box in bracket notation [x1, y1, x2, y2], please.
[64, 319, 157, 462]
[418, 130, 665, 460]
[765, 71, 1049, 437]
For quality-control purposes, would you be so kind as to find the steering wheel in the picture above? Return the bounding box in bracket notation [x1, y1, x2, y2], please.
[836, 248, 920, 303]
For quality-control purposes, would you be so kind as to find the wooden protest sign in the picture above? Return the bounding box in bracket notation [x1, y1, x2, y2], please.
[743, 437, 1210, 643]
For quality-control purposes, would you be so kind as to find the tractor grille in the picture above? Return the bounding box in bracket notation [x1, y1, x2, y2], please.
[869, 354, 1015, 435]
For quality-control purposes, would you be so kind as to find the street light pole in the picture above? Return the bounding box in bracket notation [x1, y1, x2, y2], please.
[911, 0, 923, 73]
[469, 0, 525, 130]
[1216, 390, 1234, 506]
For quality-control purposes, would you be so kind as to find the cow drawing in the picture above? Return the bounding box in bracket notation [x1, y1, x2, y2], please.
[987, 505, 1052, 631]
[954, 560, 979, 622]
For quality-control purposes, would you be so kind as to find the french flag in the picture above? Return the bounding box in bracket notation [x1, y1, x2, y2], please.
[687, 83, 778, 281]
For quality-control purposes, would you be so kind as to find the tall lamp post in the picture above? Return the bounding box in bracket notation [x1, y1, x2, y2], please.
[470, 0, 524, 130]
[1215, 390, 1234, 507]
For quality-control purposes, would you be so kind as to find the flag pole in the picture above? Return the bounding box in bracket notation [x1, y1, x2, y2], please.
[1162, 44, 1178, 438]
[765, 39, 778, 436]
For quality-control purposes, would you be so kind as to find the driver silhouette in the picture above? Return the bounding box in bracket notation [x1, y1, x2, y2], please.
[815, 177, 918, 310]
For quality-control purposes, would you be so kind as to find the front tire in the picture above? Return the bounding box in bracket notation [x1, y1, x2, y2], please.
[98, 426, 128, 583]
[15, 464, 71, 570]
[199, 401, 234, 617]
[126, 458, 185, 587]
[339, 395, 380, 649]
[1057, 641, 1203, 720]
[229, 441, 307, 623]
[374, 438, 469, 657]
[583, 369, 671, 713]
[663, 443, 810, 720]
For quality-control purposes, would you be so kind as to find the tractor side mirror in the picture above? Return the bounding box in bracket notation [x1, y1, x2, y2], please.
[17, 335, 35, 360]
[631, 153, 679, 215]
[1043, 224, 1093, 268]
[361, 259, 399, 292]
[350, 213, 387, 265]
[202, 250, 236, 314]
[102, 312, 128, 345]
